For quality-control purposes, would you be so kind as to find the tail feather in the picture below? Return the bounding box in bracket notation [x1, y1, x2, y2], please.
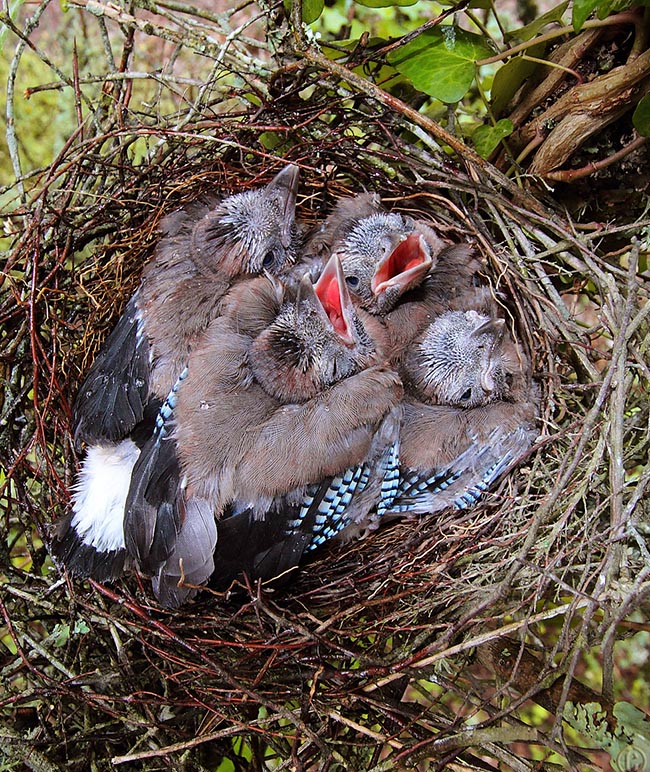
[153, 497, 217, 608]
[388, 426, 536, 516]
[209, 506, 311, 590]
[124, 370, 188, 572]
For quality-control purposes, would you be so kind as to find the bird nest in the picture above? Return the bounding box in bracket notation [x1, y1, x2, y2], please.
[1, 3, 649, 770]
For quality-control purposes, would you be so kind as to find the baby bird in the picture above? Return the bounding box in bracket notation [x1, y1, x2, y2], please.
[53, 166, 300, 583]
[334, 212, 445, 315]
[72, 164, 300, 444]
[302, 194, 447, 317]
[387, 305, 538, 517]
[127, 254, 402, 605]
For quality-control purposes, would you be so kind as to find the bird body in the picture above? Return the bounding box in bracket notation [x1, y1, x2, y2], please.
[128, 254, 402, 604]
[385, 305, 538, 517]
[72, 164, 300, 443]
[54, 166, 300, 582]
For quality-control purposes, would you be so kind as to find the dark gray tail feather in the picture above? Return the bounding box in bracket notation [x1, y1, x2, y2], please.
[124, 370, 188, 573]
[208, 500, 323, 591]
[50, 513, 127, 583]
[124, 432, 183, 574]
[72, 294, 150, 447]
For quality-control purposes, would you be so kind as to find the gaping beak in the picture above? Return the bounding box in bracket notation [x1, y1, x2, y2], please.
[371, 232, 433, 297]
[311, 254, 356, 346]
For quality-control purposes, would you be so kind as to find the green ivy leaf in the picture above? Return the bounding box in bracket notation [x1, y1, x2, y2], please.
[284, 0, 324, 24]
[259, 131, 283, 150]
[490, 46, 544, 116]
[473, 119, 514, 158]
[355, 0, 417, 7]
[387, 26, 493, 104]
[632, 94, 650, 137]
[52, 623, 70, 648]
[73, 619, 90, 635]
[506, 1, 569, 41]
[572, 0, 599, 31]
[303, 0, 324, 24]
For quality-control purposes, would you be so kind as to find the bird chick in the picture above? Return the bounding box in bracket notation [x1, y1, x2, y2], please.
[388, 304, 538, 517]
[294, 194, 447, 318]
[54, 166, 300, 583]
[334, 212, 445, 315]
[174, 253, 399, 512]
[405, 309, 508, 408]
[127, 254, 402, 605]
[72, 163, 300, 444]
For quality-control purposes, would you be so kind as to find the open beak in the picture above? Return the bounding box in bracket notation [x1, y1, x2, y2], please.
[311, 254, 356, 346]
[370, 232, 433, 297]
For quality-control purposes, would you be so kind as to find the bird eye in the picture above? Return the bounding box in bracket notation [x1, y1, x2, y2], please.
[346, 275, 360, 288]
[262, 250, 276, 268]
[459, 388, 472, 402]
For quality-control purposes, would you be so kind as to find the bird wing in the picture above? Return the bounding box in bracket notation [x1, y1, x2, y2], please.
[72, 293, 150, 445]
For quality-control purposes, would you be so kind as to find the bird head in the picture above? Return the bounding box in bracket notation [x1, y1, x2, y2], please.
[336, 213, 440, 315]
[250, 254, 376, 403]
[201, 164, 300, 276]
[409, 309, 509, 407]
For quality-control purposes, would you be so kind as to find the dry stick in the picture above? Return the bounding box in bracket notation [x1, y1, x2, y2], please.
[84, 582, 331, 764]
[546, 135, 649, 182]
[371, 0, 470, 58]
[601, 244, 642, 702]
[476, 10, 644, 67]
[113, 720, 283, 764]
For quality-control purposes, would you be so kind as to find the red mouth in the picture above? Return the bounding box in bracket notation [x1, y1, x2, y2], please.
[371, 232, 432, 295]
[314, 256, 354, 344]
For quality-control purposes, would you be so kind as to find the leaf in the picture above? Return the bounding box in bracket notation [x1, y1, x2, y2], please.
[73, 619, 90, 635]
[632, 94, 650, 137]
[259, 131, 283, 150]
[490, 46, 545, 116]
[283, 0, 324, 24]
[572, 0, 599, 31]
[52, 623, 70, 648]
[506, 1, 569, 41]
[473, 119, 513, 158]
[387, 26, 494, 104]
[302, 0, 324, 24]
[355, 0, 417, 7]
